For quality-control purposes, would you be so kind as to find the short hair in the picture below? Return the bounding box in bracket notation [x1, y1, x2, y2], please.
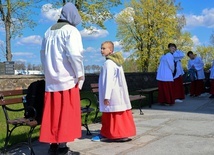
[168, 43, 177, 49]
[187, 51, 193, 57]
[101, 41, 114, 51]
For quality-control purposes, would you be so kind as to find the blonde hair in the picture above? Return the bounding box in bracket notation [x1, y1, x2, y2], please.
[101, 41, 114, 51]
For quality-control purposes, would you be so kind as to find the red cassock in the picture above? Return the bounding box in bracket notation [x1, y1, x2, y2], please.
[190, 80, 204, 96]
[39, 85, 81, 143]
[100, 110, 136, 139]
[173, 76, 185, 99]
[210, 80, 214, 95]
[158, 81, 175, 105]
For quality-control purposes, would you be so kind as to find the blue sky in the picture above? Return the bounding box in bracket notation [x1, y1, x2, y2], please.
[0, 0, 214, 67]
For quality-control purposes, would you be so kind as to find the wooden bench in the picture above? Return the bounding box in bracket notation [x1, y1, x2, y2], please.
[136, 82, 192, 108]
[0, 89, 94, 155]
[136, 87, 158, 108]
[90, 83, 146, 123]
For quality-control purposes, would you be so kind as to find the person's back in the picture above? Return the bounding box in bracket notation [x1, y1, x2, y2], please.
[41, 24, 83, 92]
[39, 3, 84, 154]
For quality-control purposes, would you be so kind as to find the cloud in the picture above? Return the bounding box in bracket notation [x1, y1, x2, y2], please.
[41, 3, 61, 22]
[17, 35, 42, 45]
[85, 47, 94, 52]
[186, 8, 214, 28]
[12, 52, 35, 57]
[14, 59, 27, 62]
[80, 27, 109, 39]
[113, 41, 122, 49]
[191, 35, 201, 46]
[84, 47, 99, 53]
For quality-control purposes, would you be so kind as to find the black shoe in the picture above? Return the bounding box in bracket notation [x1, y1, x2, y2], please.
[113, 138, 132, 142]
[209, 95, 214, 98]
[48, 143, 59, 155]
[101, 138, 132, 143]
[58, 147, 80, 155]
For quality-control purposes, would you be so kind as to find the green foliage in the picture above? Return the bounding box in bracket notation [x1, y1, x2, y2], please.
[116, 0, 192, 72]
[123, 57, 140, 72]
[0, 0, 44, 61]
[0, 0, 42, 37]
[52, 0, 121, 29]
[196, 45, 214, 66]
[0, 0, 121, 61]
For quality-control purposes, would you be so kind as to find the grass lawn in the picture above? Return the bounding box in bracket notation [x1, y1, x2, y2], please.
[0, 91, 155, 149]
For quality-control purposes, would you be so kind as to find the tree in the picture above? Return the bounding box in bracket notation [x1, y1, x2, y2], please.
[210, 31, 214, 46]
[27, 63, 32, 70]
[123, 57, 139, 72]
[196, 45, 214, 67]
[14, 61, 25, 70]
[91, 65, 96, 73]
[52, 0, 121, 29]
[95, 65, 101, 73]
[116, 0, 190, 72]
[0, 0, 44, 61]
[84, 65, 91, 73]
[0, 0, 121, 62]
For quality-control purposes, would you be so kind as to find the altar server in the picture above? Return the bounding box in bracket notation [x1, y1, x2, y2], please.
[208, 60, 214, 98]
[40, 3, 84, 154]
[91, 41, 136, 142]
[173, 48, 185, 102]
[187, 51, 205, 97]
[156, 43, 176, 105]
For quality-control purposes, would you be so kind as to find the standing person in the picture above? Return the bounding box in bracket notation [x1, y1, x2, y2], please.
[208, 60, 214, 98]
[91, 41, 136, 142]
[173, 47, 185, 102]
[187, 51, 205, 97]
[40, 3, 84, 155]
[156, 43, 176, 105]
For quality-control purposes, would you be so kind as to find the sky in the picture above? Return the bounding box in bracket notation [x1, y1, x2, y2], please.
[1, 0, 214, 67]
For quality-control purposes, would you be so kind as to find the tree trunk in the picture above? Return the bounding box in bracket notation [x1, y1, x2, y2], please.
[5, 22, 12, 61]
[5, 0, 12, 61]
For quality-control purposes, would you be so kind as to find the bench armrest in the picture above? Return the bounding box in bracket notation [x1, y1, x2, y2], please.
[4, 106, 25, 112]
[81, 98, 92, 109]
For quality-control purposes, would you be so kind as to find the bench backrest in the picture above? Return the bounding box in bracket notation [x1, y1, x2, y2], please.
[90, 83, 99, 93]
[0, 89, 27, 106]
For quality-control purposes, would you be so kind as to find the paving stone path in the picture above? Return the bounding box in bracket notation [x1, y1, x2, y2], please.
[7, 93, 214, 155]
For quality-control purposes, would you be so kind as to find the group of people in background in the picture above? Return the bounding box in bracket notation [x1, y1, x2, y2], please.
[156, 43, 214, 106]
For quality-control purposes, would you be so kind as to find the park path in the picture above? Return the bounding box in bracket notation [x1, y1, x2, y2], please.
[9, 93, 214, 155]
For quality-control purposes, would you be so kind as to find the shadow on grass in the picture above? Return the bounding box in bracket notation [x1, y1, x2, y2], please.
[0, 126, 40, 151]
